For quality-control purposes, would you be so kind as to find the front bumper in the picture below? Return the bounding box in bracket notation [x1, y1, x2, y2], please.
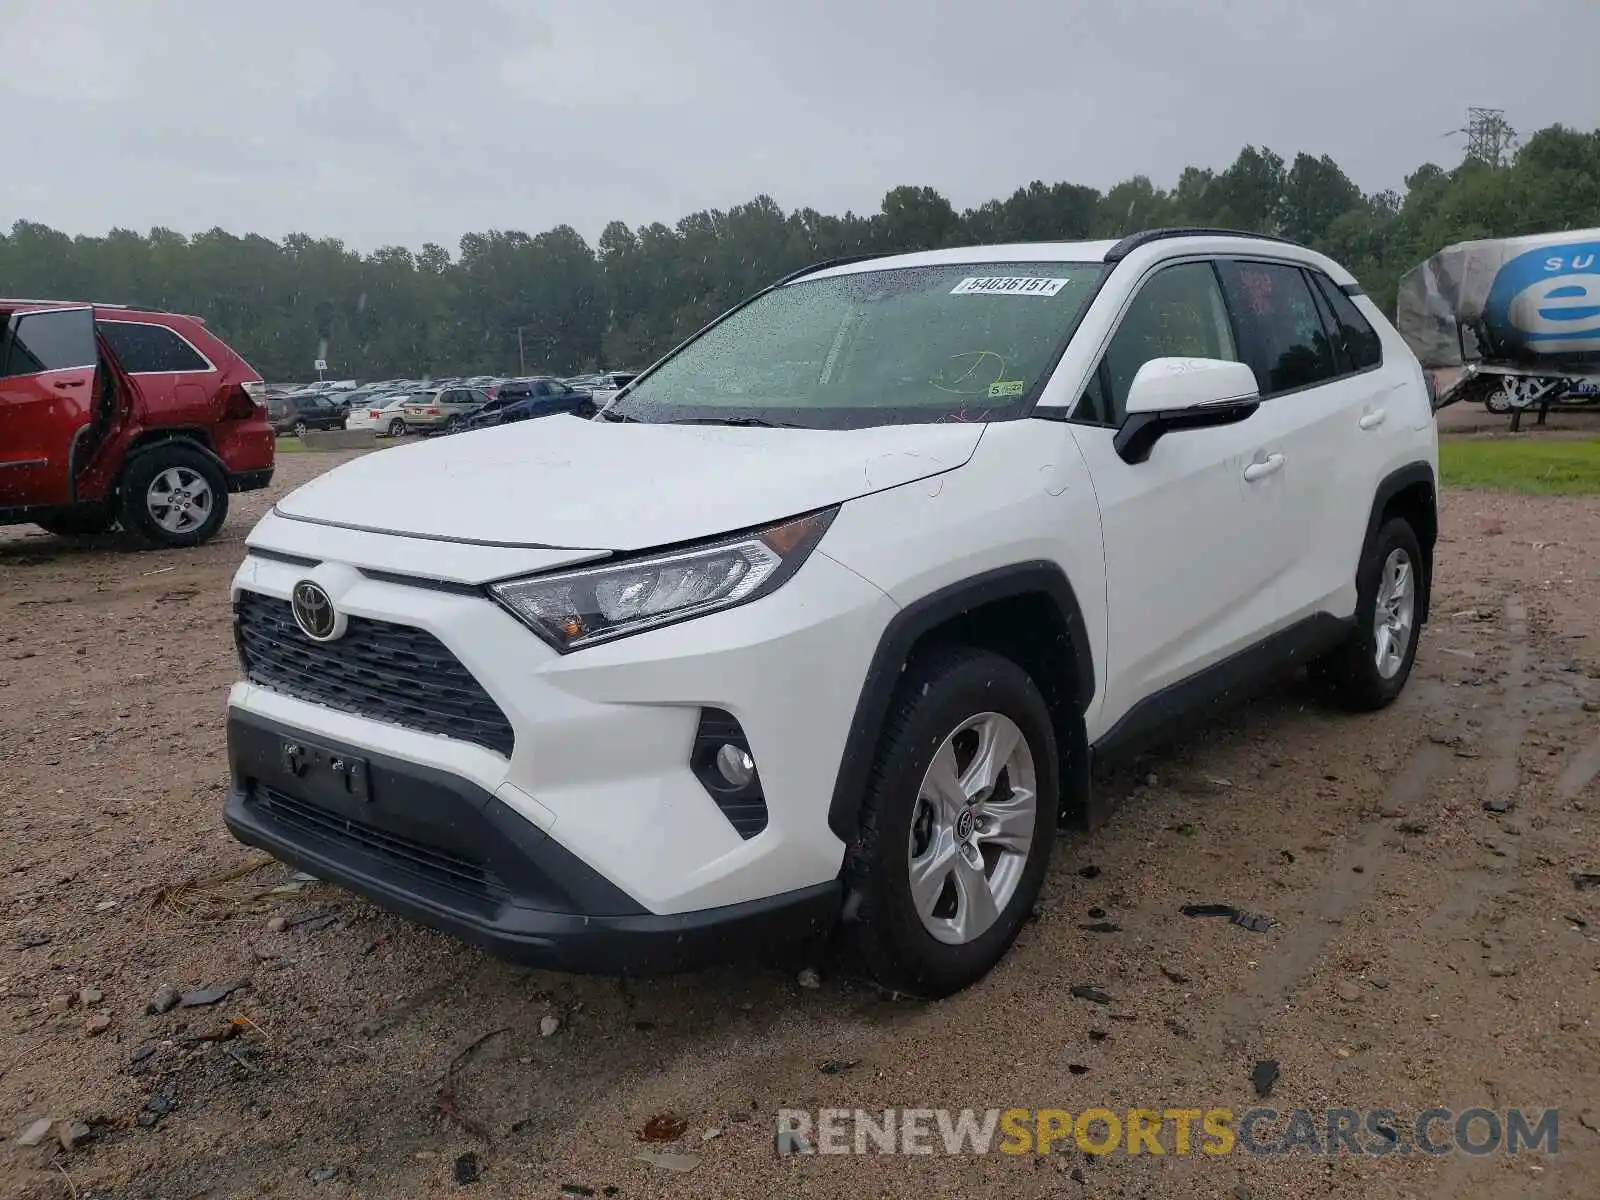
[225, 710, 841, 973]
[229, 535, 893, 913]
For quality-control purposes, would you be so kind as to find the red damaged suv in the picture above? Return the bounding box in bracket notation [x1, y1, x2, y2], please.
[0, 300, 274, 547]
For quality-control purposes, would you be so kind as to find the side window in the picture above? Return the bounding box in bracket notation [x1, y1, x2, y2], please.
[1086, 261, 1239, 424]
[97, 322, 210, 372]
[534, 381, 554, 397]
[1, 308, 97, 377]
[1077, 369, 1111, 425]
[1310, 273, 1383, 371]
[1222, 262, 1341, 394]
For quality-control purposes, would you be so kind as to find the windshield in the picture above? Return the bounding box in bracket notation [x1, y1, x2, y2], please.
[605, 261, 1106, 428]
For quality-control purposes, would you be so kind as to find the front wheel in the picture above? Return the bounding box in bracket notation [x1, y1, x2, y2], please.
[842, 647, 1058, 998]
[119, 444, 230, 549]
[1312, 517, 1423, 710]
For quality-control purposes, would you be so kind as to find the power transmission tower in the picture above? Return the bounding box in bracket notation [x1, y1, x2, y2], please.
[1462, 107, 1517, 167]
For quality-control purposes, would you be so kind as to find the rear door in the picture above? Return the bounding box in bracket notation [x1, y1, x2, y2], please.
[1216, 259, 1381, 622]
[1304, 271, 1401, 610]
[0, 306, 100, 508]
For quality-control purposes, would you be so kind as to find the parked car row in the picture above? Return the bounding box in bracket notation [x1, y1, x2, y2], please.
[268, 372, 631, 439]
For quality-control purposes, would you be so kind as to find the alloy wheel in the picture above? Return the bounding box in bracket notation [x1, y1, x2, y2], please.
[907, 712, 1038, 946]
[146, 466, 215, 535]
[1373, 547, 1416, 679]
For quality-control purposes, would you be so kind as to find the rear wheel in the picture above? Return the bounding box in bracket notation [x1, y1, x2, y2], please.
[444, 415, 465, 434]
[1312, 517, 1423, 710]
[119, 444, 230, 549]
[386, 418, 406, 438]
[842, 647, 1057, 998]
[291, 418, 309, 439]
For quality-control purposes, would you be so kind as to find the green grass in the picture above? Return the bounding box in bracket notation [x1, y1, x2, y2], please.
[1440, 437, 1600, 495]
[274, 436, 306, 452]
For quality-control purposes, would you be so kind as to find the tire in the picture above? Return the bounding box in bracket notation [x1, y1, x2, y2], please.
[35, 506, 117, 537]
[841, 646, 1058, 998]
[444, 415, 464, 434]
[1484, 387, 1513, 414]
[119, 443, 230, 549]
[387, 418, 406, 438]
[1312, 517, 1424, 711]
[291, 419, 309, 439]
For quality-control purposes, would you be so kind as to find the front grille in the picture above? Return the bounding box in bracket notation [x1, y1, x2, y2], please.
[252, 786, 506, 905]
[235, 591, 515, 757]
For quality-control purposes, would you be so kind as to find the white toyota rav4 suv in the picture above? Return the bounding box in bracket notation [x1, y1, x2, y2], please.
[226, 229, 1438, 997]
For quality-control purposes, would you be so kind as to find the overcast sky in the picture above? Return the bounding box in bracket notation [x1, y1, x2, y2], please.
[3, 0, 1596, 254]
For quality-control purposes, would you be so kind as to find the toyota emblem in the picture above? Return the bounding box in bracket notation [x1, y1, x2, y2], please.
[291, 581, 341, 641]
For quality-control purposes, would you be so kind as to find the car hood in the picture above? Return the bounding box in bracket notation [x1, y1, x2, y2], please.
[271, 415, 985, 551]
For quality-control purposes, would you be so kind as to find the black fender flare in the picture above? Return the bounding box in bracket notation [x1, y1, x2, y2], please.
[826, 561, 1096, 843]
[120, 433, 230, 487]
[1361, 462, 1437, 623]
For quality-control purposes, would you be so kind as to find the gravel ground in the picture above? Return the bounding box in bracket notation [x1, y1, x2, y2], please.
[2, 448, 1599, 1199]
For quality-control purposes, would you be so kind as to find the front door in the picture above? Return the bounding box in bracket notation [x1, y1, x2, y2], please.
[0, 306, 100, 508]
[1069, 260, 1295, 736]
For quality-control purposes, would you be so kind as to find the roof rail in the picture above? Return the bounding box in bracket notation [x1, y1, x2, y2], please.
[1103, 227, 1305, 263]
[1, 297, 133, 309]
[779, 253, 886, 284]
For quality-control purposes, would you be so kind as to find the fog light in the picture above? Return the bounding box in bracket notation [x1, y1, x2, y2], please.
[691, 709, 767, 839]
[714, 743, 756, 788]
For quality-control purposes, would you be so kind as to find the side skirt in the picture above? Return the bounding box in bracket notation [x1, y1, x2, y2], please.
[1085, 612, 1354, 790]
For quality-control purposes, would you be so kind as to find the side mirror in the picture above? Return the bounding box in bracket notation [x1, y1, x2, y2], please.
[1114, 357, 1261, 465]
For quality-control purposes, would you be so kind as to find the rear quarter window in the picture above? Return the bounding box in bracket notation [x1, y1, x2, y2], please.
[1309, 274, 1383, 371]
[98, 321, 211, 372]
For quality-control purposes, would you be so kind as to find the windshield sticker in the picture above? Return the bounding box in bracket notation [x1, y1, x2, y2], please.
[951, 276, 1070, 297]
[987, 380, 1026, 397]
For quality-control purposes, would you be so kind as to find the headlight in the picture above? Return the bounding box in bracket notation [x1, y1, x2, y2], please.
[489, 508, 837, 652]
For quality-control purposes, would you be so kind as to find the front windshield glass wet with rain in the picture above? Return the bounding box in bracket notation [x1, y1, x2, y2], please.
[605, 262, 1106, 428]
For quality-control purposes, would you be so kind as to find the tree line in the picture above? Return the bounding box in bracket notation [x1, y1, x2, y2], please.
[2, 123, 1597, 381]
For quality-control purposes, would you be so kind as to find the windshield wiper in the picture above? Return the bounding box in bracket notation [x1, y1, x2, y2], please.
[596, 407, 641, 422]
[668, 416, 804, 429]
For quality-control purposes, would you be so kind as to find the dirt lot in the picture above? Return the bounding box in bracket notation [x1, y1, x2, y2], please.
[3, 445, 1600, 1200]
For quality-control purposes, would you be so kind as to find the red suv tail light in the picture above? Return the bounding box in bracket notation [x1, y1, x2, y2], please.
[220, 383, 259, 420]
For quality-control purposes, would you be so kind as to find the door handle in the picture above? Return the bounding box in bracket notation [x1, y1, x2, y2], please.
[53, 379, 85, 390]
[1358, 408, 1387, 430]
[1243, 453, 1285, 482]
